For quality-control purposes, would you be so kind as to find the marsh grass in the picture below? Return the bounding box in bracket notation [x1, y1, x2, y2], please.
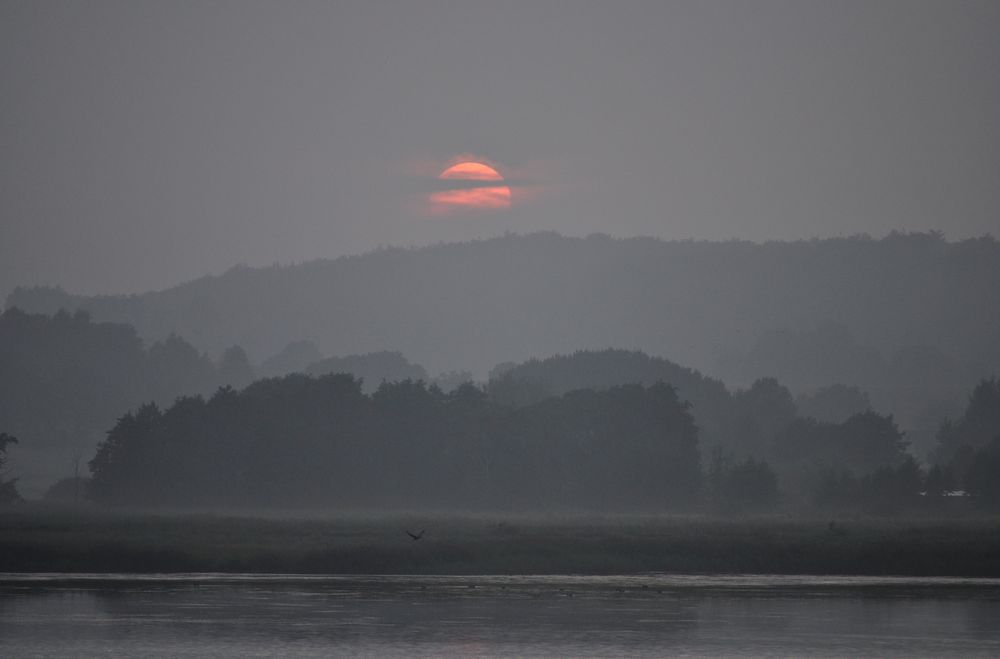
[2, 506, 1000, 576]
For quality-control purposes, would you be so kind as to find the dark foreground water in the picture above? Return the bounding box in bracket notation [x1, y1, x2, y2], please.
[3, 574, 1000, 657]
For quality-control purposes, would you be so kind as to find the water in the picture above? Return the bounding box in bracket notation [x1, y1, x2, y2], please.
[3, 573, 1000, 657]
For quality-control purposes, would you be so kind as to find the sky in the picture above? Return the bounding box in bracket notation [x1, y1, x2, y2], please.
[2, 0, 998, 297]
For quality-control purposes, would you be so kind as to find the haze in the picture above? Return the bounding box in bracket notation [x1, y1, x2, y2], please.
[5, 6, 1000, 653]
[3, 0, 999, 297]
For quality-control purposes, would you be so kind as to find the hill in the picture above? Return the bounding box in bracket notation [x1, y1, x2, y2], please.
[8, 232, 997, 384]
[0, 308, 250, 495]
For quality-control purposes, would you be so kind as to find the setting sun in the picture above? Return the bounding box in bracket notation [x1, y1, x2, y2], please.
[429, 161, 512, 214]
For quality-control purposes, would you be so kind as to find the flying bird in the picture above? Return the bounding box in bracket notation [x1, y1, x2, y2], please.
[406, 529, 426, 541]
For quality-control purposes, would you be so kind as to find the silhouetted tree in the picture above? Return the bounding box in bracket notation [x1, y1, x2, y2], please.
[771, 410, 910, 506]
[87, 377, 702, 511]
[837, 411, 909, 473]
[705, 445, 730, 507]
[923, 464, 955, 498]
[89, 403, 166, 504]
[216, 345, 254, 389]
[146, 334, 216, 402]
[718, 457, 779, 512]
[933, 378, 1000, 469]
[963, 436, 1000, 509]
[811, 456, 924, 513]
[811, 466, 859, 510]
[858, 456, 924, 513]
[0, 432, 22, 504]
[732, 377, 796, 457]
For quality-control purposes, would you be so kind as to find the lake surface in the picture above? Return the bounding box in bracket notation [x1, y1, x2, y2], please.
[3, 573, 1000, 657]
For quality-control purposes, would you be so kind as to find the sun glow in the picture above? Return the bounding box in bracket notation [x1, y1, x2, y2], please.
[429, 161, 512, 214]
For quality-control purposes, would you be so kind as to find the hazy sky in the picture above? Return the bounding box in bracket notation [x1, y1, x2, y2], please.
[2, 0, 998, 296]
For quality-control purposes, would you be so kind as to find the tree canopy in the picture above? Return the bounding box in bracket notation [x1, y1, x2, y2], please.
[89, 376, 701, 511]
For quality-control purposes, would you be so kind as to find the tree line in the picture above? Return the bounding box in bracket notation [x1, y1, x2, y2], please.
[82, 370, 1000, 513]
[3, 307, 997, 511]
[0, 307, 428, 493]
[89, 376, 701, 510]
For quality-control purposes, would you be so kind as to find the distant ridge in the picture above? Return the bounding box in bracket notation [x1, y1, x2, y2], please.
[7, 232, 999, 380]
[489, 348, 728, 409]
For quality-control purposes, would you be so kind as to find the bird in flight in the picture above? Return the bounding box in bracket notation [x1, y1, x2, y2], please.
[406, 529, 426, 541]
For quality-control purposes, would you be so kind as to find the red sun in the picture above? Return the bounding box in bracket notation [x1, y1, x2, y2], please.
[429, 161, 512, 214]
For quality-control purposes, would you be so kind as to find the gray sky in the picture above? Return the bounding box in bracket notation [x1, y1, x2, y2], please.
[2, 0, 998, 296]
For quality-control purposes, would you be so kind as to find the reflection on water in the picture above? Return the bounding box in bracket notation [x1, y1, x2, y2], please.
[3, 574, 1000, 657]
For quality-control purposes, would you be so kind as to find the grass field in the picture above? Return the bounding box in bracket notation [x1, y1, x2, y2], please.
[2, 507, 1000, 576]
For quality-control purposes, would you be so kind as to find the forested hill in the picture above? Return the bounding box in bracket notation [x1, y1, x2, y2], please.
[7, 232, 999, 379]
